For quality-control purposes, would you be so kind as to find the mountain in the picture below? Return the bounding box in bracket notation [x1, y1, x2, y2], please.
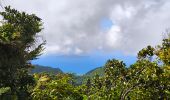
[30, 65, 63, 74]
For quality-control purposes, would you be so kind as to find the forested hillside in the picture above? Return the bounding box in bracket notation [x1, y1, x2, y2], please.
[0, 6, 170, 100]
[30, 65, 63, 74]
[85, 67, 104, 77]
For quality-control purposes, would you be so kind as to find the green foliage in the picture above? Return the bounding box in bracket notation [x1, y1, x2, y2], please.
[138, 45, 154, 60]
[31, 73, 84, 100]
[0, 87, 10, 95]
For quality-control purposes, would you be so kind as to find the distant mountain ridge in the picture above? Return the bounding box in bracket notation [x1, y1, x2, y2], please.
[31, 65, 104, 76]
[30, 65, 63, 74]
[30, 65, 104, 85]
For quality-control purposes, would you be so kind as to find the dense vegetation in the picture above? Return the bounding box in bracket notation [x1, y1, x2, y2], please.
[0, 7, 170, 100]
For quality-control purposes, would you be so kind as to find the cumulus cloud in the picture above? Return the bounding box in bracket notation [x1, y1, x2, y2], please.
[3, 0, 170, 55]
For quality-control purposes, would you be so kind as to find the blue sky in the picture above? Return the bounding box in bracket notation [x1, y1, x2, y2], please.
[32, 51, 137, 74]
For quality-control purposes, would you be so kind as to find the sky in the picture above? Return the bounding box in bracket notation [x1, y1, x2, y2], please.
[2, 0, 170, 74]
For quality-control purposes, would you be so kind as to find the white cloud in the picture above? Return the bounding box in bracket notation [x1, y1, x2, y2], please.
[105, 25, 122, 48]
[75, 48, 83, 55]
[3, 0, 170, 55]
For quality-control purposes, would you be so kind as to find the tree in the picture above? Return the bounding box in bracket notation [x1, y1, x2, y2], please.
[0, 6, 45, 99]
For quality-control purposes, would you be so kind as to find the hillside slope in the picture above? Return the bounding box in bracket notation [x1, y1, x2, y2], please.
[85, 67, 104, 77]
[30, 65, 63, 74]
[74, 67, 104, 85]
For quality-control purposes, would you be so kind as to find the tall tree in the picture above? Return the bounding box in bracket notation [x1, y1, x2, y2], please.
[0, 6, 45, 99]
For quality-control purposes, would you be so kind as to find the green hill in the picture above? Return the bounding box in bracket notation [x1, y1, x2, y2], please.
[85, 67, 104, 77]
[30, 65, 63, 74]
[74, 67, 104, 85]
